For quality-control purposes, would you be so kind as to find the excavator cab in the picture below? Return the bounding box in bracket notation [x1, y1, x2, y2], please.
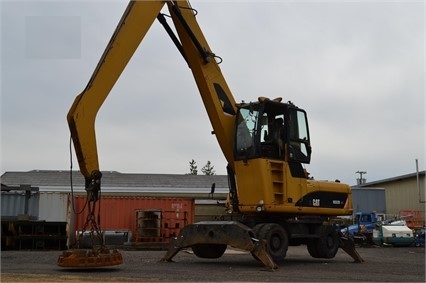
[234, 98, 312, 164]
[230, 97, 318, 215]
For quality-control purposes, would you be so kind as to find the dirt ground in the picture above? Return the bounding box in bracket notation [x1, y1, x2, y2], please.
[1, 245, 425, 282]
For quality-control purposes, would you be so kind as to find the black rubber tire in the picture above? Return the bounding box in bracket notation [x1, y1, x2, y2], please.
[307, 240, 320, 258]
[257, 223, 288, 262]
[307, 225, 339, 259]
[191, 244, 227, 259]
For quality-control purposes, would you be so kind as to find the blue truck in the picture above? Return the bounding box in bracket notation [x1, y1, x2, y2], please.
[341, 212, 386, 243]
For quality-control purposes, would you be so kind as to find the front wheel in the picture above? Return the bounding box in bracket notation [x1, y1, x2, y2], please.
[192, 244, 227, 259]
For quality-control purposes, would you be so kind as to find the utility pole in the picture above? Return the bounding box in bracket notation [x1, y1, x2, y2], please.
[356, 171, 367, 185]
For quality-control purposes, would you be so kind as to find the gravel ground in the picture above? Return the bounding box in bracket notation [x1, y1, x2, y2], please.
[1, 245, 425, 282]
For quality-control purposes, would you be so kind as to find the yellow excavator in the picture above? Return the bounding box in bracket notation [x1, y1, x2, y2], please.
[58, 0, 363, 269]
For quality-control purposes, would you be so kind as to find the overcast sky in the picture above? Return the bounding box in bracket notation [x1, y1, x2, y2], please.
[1, 0, 424, 186]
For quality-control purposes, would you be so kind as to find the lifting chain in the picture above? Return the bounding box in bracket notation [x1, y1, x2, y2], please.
[58, 171, 123, 268]
[75, 199, 105, 249]
[74, 170, 106, 250]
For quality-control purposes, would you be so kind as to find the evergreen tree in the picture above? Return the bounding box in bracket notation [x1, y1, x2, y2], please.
[188, 159, 198, 175]
[201, 161, 215, 175]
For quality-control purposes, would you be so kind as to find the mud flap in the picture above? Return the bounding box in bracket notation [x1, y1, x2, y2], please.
[339, 232, 365, 263]
[160, 221, 278, 270]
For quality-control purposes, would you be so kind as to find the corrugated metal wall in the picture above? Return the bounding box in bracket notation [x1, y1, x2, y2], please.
[73, 196, 194, 242]
[351, 187, 386, 214]
[1, 192, 39, 220]
[360, 174, 425, 215]
[1, 191, 71, 222]
[39, 192, 70, 222]
[383, 177, 425, 215]
[1, 191, 70, 250]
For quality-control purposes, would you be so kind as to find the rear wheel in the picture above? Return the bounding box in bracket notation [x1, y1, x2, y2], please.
[192, 244, 227, 259]
[257, 223, 288, 262]
[307, 225, 339, 259]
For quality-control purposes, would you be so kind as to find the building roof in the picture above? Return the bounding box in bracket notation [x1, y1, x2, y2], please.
[351, 186, 385, 191]
[3, 170, 424, 192]
[0, 170, 229, 194]
[357, 170, 425, 187]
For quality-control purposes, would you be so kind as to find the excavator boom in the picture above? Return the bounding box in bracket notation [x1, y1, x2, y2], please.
[63, 0, 246, 268]
[67, 0, 236, 182]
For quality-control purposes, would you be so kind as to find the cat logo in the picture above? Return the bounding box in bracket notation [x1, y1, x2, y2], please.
[313, 199, 320, 207]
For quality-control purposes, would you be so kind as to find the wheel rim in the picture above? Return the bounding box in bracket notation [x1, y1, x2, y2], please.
[271, 233, 282, 252]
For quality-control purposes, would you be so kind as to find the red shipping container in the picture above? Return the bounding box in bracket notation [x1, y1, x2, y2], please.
[72, 196, 194, 243]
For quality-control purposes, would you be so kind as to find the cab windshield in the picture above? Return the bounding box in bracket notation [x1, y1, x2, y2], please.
[235, 107, 258, 157]
[234, 101, 311, 164]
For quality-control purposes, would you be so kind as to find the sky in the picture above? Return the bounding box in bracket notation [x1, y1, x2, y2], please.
[1, 0, 424, 186]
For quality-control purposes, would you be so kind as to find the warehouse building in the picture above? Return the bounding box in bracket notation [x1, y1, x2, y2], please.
[350, 187, 386, 215]
[355, 170, 425, 216]
[1, 170, 229, 250]
[353, 170, 425, 229]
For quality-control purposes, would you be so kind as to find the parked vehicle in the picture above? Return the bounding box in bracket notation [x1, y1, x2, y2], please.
[373, 219, 414, 247]
[341, 212, 386, 244]
[413, 228, 425, 247]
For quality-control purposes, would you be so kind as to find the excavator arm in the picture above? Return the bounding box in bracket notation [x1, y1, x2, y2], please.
[62, 0, 246, 269]
[67, 0, 237, 190]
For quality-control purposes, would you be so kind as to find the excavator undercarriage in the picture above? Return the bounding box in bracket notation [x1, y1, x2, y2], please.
[161, 220, 363, 270]
[161, 221, 278, 270]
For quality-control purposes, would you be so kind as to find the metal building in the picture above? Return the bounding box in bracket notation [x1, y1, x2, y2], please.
[1, 170, 229, 249]
[356, 171, 425, 216]
[1, 170, 229, 225]
[350, 187, 386, 215]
